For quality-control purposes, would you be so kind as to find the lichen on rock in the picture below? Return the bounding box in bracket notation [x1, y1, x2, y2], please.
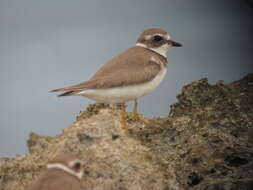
[0, 74, 253, 190]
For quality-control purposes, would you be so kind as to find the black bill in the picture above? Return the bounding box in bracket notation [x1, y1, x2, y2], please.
[168, 40, 182, 47]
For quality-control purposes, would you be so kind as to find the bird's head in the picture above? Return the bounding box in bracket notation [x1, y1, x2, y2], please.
[47, 153, 84, 180]
[136, 28, 182, 57]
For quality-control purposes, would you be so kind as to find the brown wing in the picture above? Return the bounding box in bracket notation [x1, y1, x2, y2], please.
[50, 47, 161, 96]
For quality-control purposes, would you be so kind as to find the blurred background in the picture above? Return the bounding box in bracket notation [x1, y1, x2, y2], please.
[0, 0, 253, 157]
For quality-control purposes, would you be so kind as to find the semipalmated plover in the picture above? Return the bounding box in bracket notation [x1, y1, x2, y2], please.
[51, 28, 181, 130]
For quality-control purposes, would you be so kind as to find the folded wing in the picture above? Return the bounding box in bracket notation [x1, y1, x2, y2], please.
[50, 48, 161, 97]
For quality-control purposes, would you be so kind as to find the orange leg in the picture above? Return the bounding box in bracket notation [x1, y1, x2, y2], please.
[111, 103, 129, 135]
[119, 103, 129, 135]
[132, 99, 149, 124]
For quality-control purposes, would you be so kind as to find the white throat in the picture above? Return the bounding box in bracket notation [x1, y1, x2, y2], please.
[47, 163, 83, 179]
[136, 43, 169, 58]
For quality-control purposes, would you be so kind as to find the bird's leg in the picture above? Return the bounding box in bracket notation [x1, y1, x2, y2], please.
[133, 99, 138, 115]
[118, 103, 129, 135]
[111, 103, 129, 134]
[132, 99, 149, 124]
[111, 103, 117, 120]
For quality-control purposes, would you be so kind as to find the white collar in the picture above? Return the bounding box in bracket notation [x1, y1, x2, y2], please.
[47, 163, 83, 179]
[136, 43, 168, 58]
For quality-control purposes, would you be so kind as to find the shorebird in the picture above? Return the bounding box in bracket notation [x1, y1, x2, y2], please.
[51, 28, 181, 131]
[26, 153, 84, 190]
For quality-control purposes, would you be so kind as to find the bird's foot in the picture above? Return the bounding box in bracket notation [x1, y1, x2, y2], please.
[131, 99, 149, 124]
[131, 111, 149, 125]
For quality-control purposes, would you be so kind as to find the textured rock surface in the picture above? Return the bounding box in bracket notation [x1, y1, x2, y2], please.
[0, 74, 253, 190]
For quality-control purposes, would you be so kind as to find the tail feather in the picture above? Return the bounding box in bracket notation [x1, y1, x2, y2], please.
[50, 87, 83, 97]
[49, 88, 65, 92]
[50, 81, 91, 96]
[57, 90, 80, 97]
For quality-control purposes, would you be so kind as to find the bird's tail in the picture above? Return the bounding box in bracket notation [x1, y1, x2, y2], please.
[49, 88, 65, 92]
[49, 88, 82, 97]
[57, 91, 79, 97]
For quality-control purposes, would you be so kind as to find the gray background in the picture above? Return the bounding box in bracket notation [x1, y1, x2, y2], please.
[0, 0, 253, 157]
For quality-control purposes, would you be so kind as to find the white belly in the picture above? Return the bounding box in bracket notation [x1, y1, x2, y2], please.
[78, 67, 167, 103]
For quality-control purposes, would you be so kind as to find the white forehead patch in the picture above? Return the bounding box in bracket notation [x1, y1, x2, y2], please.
[165, 34, 171, 40]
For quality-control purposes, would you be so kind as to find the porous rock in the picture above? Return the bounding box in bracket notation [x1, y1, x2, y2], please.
[0, 74, 252, 190]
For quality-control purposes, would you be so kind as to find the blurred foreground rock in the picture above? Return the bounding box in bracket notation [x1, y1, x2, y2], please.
[0, 74, 253, 190]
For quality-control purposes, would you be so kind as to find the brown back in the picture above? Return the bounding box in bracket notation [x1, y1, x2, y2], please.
[52, 46, 167, 94]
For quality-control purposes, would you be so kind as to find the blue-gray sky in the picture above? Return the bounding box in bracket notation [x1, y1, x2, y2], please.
[0, 0, 253, 157]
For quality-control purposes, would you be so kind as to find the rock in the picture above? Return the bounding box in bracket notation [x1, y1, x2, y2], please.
[0, 74, 253, 190]
[27, 132, 54, 154]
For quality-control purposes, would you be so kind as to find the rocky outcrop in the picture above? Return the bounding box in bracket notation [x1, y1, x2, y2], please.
[0, 74, 253, 190]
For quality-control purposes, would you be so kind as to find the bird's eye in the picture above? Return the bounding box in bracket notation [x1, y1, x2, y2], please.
[73, 162, 81, 170]
[153, 35, 163, 42]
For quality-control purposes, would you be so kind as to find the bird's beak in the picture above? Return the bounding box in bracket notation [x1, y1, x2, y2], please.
[168, 40, 182, 47]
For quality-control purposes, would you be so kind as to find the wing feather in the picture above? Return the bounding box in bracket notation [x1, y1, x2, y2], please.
[50, 47, 163, 97]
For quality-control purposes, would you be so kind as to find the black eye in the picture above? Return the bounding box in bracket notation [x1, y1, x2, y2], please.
[153, 35, 163, 42]
[74, 162, 81, 170]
